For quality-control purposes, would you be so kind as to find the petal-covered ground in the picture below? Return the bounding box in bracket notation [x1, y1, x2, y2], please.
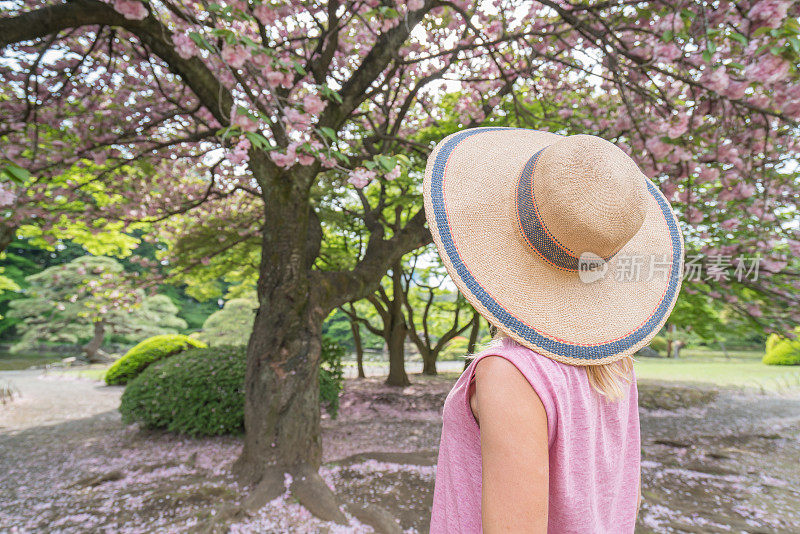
[0, 369, 798, 532]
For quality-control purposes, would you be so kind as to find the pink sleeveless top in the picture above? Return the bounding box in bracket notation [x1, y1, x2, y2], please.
[430, 338, 640, 533]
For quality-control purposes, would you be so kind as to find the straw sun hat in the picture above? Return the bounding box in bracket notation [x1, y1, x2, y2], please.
[423, 128, 685, 366]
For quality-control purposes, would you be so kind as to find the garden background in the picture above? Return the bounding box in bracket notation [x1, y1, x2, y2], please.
[1, 0, 800, 532]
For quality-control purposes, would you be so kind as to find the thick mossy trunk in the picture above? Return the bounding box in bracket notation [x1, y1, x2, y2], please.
[237, 300, 324, 475]
[233, 157, 346, 523]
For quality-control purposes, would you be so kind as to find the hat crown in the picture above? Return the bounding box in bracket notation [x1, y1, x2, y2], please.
[531, 135, 647, 260]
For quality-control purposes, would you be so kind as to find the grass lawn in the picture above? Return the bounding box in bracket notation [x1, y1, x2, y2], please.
[50, 365, 110, 382]
[0, 352, 61, 371]
[634, 348, 800, 392]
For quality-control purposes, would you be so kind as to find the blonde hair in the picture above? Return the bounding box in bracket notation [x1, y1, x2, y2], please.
[490, 329, 634, 402]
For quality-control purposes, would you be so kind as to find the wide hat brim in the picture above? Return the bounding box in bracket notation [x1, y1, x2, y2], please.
[423, 128, 685, 366]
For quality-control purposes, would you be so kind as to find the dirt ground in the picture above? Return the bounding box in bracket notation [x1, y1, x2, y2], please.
[1, 369, 799, 533]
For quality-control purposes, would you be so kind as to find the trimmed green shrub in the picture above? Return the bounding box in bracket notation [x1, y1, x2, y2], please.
[648, 336, 668, 355]
[105, 334, 207, 385]
[763, 334, 800, 366]
[765, 332, 782, 354]
[120, 346, 246, 436]
[120, 338, 346, 436]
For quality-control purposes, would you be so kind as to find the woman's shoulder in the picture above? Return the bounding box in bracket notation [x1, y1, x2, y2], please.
[469, 336, 562, 443]
[472, 337, 572, 377]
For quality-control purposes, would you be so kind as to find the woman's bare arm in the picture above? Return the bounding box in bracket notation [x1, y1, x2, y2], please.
[471, 356, 549, 533]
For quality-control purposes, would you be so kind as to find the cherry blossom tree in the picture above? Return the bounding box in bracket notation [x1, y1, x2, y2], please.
[2, 0, 800, 520]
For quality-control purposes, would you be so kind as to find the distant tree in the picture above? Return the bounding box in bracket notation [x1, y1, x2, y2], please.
[8, 256, 185, 361]
[342, 260, 410, 387]
[199, 297, 258, 347]
[401, 251, 477, 375]
[663, 289, 725, 358]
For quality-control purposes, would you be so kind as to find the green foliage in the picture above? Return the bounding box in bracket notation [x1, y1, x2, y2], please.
[321, 308, 356, 352]
[198, 297, 257, 346]
[119, 346, 246, 436]
[7, 256, 189, 351]
[120, 337, 345, 436]
[156, 284, 220, 331]
[11, 163, 148, 258]
[648, 336, 668, 355]
[440, 336, 470, 361]
[105, 334, 207, 385]
[765, 332, 782, 354]
[319, 336, 345, 418]
[156, 205, 260, 302]
[762, 333, 800, 366]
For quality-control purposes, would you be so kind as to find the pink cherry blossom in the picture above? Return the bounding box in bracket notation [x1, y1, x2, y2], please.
[221, 44, 251, 69]
[686, 209, 704, 225]
[652, 42, 681, 62]
[303, 94, 327, 115]
[745, 55, 790, 85]
[747, 0, 791, 29]
[285, 108, 310, 126]
[385, 166, 401, 181]
[697, 166, 720, 183]
[702, 67, 730, 93]
[265, 70, 284, 88]
[229, 137, 251, 165]
[645, 137, 672, 159]
[113, 0, 148, 20]
[408, 0, 425, 10]
[270, 150, 295, 169]
[667, 112, 689, 139]
[230, 106, 258, 132]
[172, 33, 198, 60]
[746, 303, 764, 317]
[0, 184, 16, 206]
[253, 4, 277, 25]
[297, 153, 315, 166]
[348, 168, 376, 189]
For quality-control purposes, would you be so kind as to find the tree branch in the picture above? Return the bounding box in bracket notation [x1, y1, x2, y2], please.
[0, 0, 232, 125]
[315, 208, 431, 312]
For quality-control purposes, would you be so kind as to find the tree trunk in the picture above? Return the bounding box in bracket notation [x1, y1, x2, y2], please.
[385, 263, 409, 386]
[421, 348, 437, 375]
[83, 321, 110, 362]
[351, 320, 365, 378]
[233, 157, 346, 523]
[666, 323, 678, 358]
[0, 221, 16, 255]
[465, 313, 481, 371]
[385, 318, 409, 386]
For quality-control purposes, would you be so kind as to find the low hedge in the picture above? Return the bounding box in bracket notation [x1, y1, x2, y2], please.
[763, 333, 800, 366]
[105, 334, 207, 385]
[120, 340, 345, 436]
[120, 346, 246, 436]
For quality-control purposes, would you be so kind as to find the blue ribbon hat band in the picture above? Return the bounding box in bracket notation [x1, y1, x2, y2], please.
[515, 148, 620, 272]
[429, 128, 683, 361]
